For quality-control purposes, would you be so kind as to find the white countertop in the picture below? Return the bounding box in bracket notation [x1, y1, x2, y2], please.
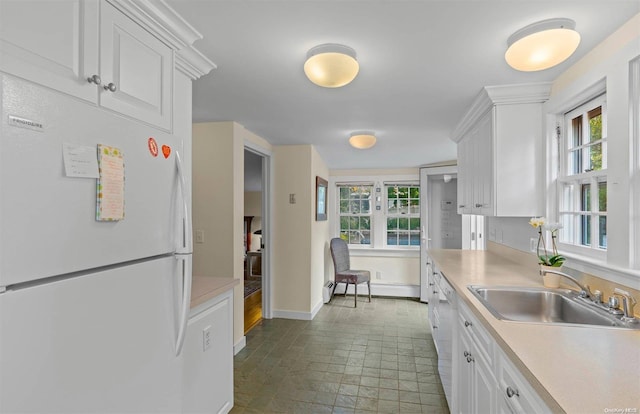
[428, 248, 640, 414]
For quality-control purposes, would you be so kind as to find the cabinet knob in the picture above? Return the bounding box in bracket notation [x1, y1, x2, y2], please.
[432, 325, 438, 329]
[463, 351, 470, 357]
[464, 320, 472, 327]
[506, 386, 520, 398]
[475, 203, 482, 208]
[87, 74, 101, 85]
[104, 82, 117, 92]
[428, 282, 434, 286]
[459, 204, 465, 208]
[466, 356, 474, 363]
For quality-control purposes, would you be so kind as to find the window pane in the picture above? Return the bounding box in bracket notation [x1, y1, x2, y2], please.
[571, 115, 583, 147]
[387, 231, 398, 245]
[581, 215, 591, 246]
[410, 187, 420, 198]
[598, 216, 607, 248]
[339, 200, 349, 213]
[598, 182, 607, 212]
[398, 218, 409, 230]
[387, 218, 398, 230]
[398, 234, 409, 246]
[559, 214, 574, 244]
[561, 183, 575, 212]
[340, 216, 349, 232]
[409, 199, 420, 214]
[399, 199, 409, 214]
[409, 218, 420, 230]
[581, 184, 591, 212]
[360, 216, 370, 230]
[587, 143, 603, 171]
[410, 231, 421, 246]
[388, 200, 397, 214]
[569, 149, 582, 175]
[340, 187, 350, 199]
[588, 106, 602, 142]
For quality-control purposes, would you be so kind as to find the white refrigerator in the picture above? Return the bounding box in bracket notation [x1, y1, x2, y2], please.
[0, 73, 193, 412]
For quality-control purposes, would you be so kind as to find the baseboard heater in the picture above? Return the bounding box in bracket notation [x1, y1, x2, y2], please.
[323, 281, 334, 303]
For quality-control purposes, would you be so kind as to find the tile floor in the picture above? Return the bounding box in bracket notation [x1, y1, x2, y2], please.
[230, 295, 450, 413]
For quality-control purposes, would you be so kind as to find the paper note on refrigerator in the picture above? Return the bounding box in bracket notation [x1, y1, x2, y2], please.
[96, 145, 125, 221]
[62, 143, 99, 178]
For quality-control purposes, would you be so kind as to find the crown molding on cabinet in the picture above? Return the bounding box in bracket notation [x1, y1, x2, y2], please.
[107, 0, 216, 79]
[451, 82, 552, 143]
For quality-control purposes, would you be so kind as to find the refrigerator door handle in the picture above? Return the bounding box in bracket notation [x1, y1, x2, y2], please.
[174, 254, 192, 356]
[175, 151, 192, 254]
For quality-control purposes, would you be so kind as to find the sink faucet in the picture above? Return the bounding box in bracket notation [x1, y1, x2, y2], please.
[539, 269, 592, 298]
[613, 288, 637, 321]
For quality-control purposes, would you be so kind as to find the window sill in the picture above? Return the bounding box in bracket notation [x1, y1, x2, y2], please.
[562, 251, 640, 287]
[348, 247, 420, 258]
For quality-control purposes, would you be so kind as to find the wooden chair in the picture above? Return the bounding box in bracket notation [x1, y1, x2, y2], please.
[329, 238, 371, 307]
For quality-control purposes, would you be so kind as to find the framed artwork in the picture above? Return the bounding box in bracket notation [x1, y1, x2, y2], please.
[316, 176, 328, 221]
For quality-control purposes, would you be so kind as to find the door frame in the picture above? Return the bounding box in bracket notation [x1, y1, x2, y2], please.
[244, 140, 272, 319]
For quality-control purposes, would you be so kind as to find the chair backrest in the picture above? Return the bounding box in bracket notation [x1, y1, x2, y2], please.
[330, 237, 350, 273]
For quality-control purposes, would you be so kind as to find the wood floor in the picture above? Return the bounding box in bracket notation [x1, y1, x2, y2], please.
[244, 288, 262, 334]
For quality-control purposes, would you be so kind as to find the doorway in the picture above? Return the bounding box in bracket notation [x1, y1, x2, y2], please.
[243, 146, 271, 333]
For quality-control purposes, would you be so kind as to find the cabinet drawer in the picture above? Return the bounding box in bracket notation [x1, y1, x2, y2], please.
[458, 300, 494, 367]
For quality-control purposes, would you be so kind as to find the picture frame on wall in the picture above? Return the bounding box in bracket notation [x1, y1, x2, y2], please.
[316, 176, 328, 221]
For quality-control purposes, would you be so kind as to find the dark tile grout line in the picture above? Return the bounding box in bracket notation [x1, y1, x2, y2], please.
[230, 296, 450, 414]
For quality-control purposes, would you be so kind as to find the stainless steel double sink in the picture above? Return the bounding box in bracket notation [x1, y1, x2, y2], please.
[468, 285, 639, 330]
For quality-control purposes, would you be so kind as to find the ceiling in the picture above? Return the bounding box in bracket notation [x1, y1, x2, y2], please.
[168, 1, 639, 170]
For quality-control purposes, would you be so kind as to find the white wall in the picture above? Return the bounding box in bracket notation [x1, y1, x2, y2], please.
[193, 121, 271, 348]
[328, 168, 422, 289]
[310, 148, 330, 312]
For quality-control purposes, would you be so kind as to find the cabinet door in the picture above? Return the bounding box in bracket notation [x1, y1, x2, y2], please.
[99, 2, 172, 130]
[182, 292, 234, 414]
[474, 109, 493, 215]
[456, 331, 474, 414]
[473, 353, 496, 414]
[0, 0, 98, 102]
[457, 137, 473, 215]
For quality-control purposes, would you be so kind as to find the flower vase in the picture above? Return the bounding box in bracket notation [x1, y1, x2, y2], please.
[540, 265, 561, 288]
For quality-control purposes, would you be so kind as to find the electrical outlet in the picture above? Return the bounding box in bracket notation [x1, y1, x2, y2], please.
[202, 326, 212, 351]
[530, 237, 537, 253]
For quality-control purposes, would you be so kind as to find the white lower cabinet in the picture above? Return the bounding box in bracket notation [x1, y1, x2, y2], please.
[452, 297, 549, 414]
[455, 300, 496, 414]
[182, 289, 234, 414]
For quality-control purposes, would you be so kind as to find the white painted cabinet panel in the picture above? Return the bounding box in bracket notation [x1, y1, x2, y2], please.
[0, 0, 99, 102]
[182, 289, 234, 414]
[99, 2, 172, 130]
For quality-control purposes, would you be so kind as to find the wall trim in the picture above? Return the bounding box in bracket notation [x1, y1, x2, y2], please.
[233, 336, 246, 355]
[272, 309, 316, 320]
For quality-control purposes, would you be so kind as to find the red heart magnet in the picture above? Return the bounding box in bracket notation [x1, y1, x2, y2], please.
[161, 145, 171, 159]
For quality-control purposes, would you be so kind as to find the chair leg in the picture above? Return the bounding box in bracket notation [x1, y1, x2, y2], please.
[344, 282, 349, 296]
[354, 283, 357, 307]
[368, 280, 371, 302]
[331, 280, 338, 302]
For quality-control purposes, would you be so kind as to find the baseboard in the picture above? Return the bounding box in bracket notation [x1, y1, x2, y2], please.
[333, 282, 419, 298]
[272, 309, 314, 320]
[233, 336, 246, 355]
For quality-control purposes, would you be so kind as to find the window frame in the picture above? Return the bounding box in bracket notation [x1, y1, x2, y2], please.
[384, 183, 421, 248]
[330, 174, 420, 254]
[336, 183, 374, 246]
[556, 94, 607, 260]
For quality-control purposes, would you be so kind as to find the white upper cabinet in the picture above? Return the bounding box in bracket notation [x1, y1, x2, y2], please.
[99, 2, 172, 130]
[0, 0, 99, 103]
[452, 83, 551, 217]
[0, 0, 214, 131]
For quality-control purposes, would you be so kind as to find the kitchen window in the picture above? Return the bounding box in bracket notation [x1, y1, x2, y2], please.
[335, 180, 420, 250]
[385, 184, 420, 246]
[558, 95, 607, 252]
[337, 184, 373, 245]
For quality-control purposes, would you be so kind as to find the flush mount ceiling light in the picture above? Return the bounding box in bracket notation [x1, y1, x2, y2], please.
[349, 132, 376, 149]
[505, 18, 581, 71]
[304, 44, 359, 88]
